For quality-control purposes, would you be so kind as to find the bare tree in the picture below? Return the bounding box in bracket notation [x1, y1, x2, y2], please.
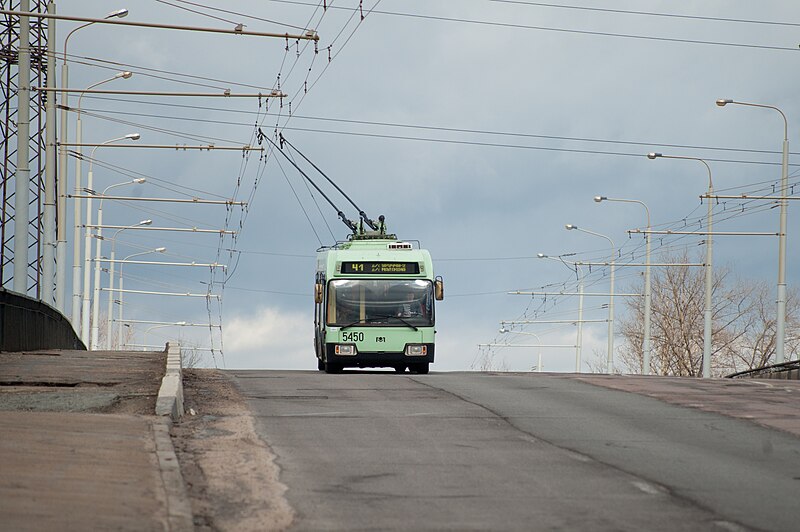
[586, 348, 621, 374]
[472, 346, 510, 372]
[618, 251, 797, 377]
[181, 342, 205, 368]
[92, 311, 133, 350]
[716, 284, 799, 374]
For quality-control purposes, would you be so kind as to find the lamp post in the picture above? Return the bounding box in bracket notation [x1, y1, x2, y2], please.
[538, 253, 584, 372]
[648, 152, 714, 377]
[595, 196, 652, 375]
[716, 98, 790, 364]
[80, 133, 140, 345]
[89, 179, 145, 349]
[118, 246, 167, 348]
[12, 0, 31, 295]
[106, 219, 152, 349]
[565, 224, 616, 374]
[499, 327, 543, 372]
[145, 321, 188, 331]
[62, 8, 129, 324]
[71, 72, 133, 328]
[144, 321, 187, 348]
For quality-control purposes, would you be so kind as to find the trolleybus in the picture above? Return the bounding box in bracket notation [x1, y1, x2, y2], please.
[314, 221, 443, 374]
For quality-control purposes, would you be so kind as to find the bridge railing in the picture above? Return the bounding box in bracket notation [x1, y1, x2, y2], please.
[0, 289, 84, 351]
[726, 359, 800, 380]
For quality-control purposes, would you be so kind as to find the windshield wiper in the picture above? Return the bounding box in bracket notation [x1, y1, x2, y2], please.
[340, 316, 387, 330]
[367, 314, 419, 331]
[340, 318, 370, 331]
[339, 315, 419, 331]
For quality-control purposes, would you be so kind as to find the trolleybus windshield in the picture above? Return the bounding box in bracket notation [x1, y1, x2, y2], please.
[327, 279, 434, 327]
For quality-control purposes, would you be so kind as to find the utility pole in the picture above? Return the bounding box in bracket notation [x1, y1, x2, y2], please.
[13, 0, 31, 294]
[0, 1, 49, 295]
[42, 0, 56, 305]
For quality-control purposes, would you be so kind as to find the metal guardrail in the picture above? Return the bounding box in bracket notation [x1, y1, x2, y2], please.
[0, 288, 85, 351]
[725, 359, 800, 380]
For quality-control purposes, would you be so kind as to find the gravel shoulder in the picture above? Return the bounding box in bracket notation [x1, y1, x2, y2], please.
[170, 369, 294, 531]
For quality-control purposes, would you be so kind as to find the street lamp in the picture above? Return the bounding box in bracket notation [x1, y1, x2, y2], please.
[89, 179, 146, 349]
[118, 246, 167, 348]
[71, 72, 134, 328]
[565, 224, 616, 374]
[145, 321, 188, 333]
[61, 9, 128, 72]
[80, 133, 140, 345]
[648, 152, 714, 378]
[716, 98, 790, 364]
[61, 9, 129, 323]
[595, 196, 652, 375]
[106, 219, 152, 349]
[143, 321, 188, 349]
[500, 327, 543, 372]
[537, 252, 584, 372]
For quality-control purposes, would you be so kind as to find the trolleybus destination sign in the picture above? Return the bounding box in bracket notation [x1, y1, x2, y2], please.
[341, 261, 421, 274]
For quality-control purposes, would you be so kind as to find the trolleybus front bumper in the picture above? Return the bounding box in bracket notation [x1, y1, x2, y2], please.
[325, 344, 434, 368]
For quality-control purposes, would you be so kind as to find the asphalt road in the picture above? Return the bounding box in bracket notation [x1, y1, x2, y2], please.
[230, 371, 800, 531]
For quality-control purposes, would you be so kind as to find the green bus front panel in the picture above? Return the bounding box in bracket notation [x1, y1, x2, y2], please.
[327, 326, 433, 352]
[324, 326, 435, 365]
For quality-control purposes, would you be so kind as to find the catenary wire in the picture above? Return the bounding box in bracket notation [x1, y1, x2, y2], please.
[263, 0, 800, 52]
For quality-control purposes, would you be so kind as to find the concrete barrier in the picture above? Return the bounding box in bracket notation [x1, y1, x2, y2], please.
[156, 342, 184, 420]
[0, 288, 84, 351]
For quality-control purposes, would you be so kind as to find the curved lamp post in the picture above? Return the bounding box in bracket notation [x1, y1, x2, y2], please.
[89, 179, 145, 349]
[143, 321, 188, 350]
[145, 321, 188, 334]
[717, 98, 790, 364]
[73, 71, 133, 326]
[106, 219, 152, 348]
[595, 196, 652, 375]
[62, 9, 129, 323]
[500, 327, 543, 372]
[538, 252, 585, 372]
[118, 246, 167, 348]
[80, 133, 140, 345]
[648, 153, 713, 377]
[565, 224, 616, 374]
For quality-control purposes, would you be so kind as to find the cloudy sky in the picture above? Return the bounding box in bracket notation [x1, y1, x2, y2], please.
[59, 1, 799, 372]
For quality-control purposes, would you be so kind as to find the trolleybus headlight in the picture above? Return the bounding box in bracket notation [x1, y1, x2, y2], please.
[405, 344, 427, 357]
[335, 344, 357, 356]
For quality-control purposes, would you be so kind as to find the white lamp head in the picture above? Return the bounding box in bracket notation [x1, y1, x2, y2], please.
[106, 9, 129, 19]
[716, 99, 733, 107]
[116, 71, 133, 79]
[647, 152, 661, 160]
[537, 253, 546, 258]
[132, 178, 146, 184]
[154, 247, 167, 253]
[125, 133, 141, 141]
[565, 224, 577, 231]
[594, 196, 606, 203]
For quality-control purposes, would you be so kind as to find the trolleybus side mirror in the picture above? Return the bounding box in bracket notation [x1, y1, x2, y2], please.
[314, 282, 324, 304]
[434, 276, 444, 301]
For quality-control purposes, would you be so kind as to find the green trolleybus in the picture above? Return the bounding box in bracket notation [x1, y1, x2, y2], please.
[313, 223, 443, 374]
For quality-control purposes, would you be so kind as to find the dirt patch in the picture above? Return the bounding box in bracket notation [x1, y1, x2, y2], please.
[171, 369, 294, 531]
[0, 350, 165, 415]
